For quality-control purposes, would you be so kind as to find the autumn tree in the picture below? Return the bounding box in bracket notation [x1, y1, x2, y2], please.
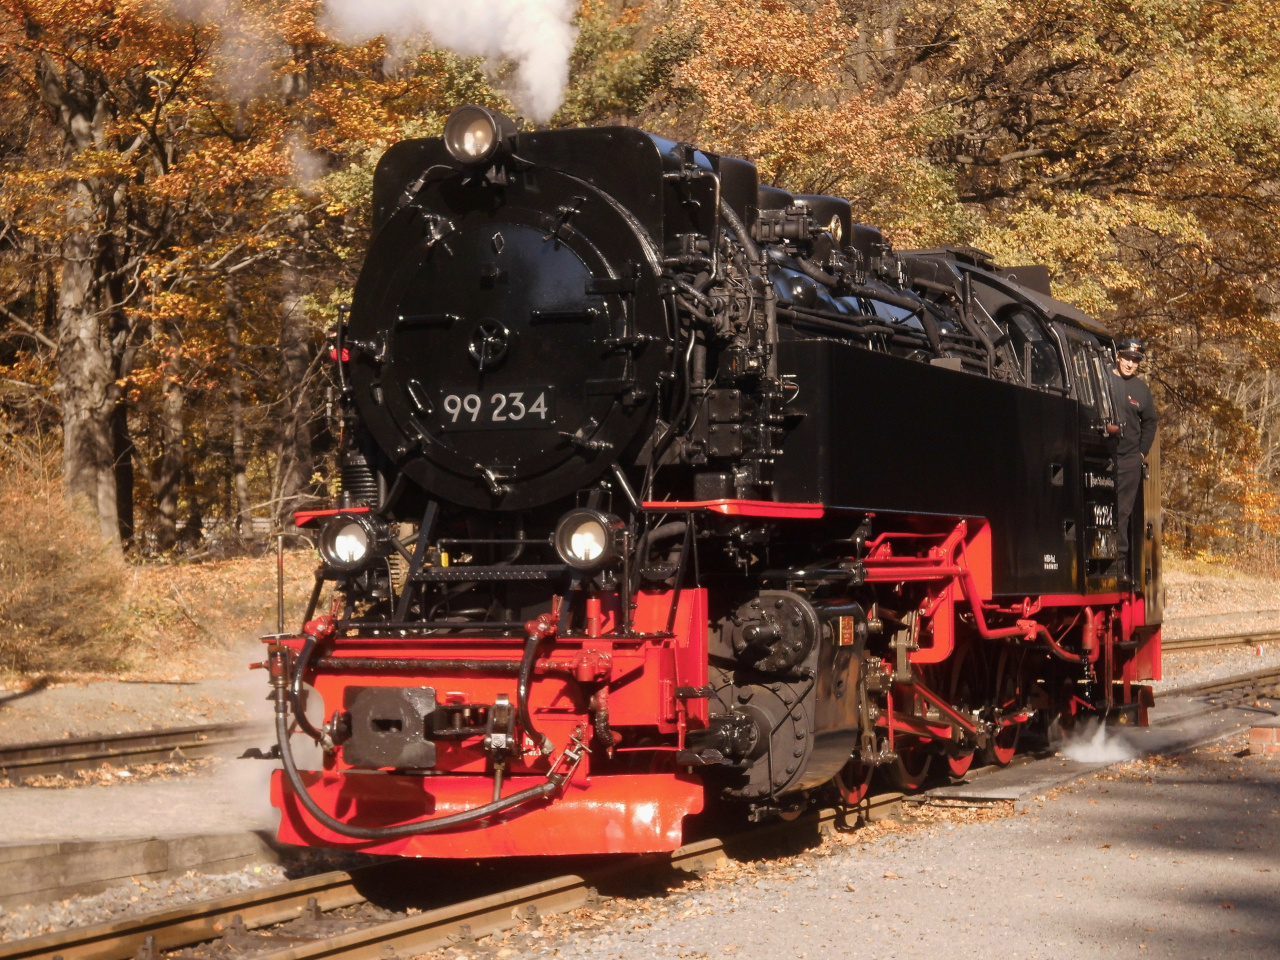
[4, 0, 1280, 565]
[0, 0, 507, 551]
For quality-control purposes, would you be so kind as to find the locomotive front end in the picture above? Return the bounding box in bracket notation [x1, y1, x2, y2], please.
[269, 109, 721, 856]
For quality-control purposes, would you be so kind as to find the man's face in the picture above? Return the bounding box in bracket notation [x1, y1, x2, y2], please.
[1118, 355, 1140, 378]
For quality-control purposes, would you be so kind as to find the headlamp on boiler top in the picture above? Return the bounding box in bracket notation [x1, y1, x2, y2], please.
[443, 105, 516, 167]
[554, 509, 625, 571]
[318, 513, 383, 573]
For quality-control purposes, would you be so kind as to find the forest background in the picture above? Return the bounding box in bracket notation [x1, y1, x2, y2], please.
[1, 0, 1279, 668]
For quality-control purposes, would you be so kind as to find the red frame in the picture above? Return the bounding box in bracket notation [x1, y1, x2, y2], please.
[293, 506, 370, 528]
[273, 511, 1161, 857]
[272, 591, 711, 856]
[641, 498, 824, 518]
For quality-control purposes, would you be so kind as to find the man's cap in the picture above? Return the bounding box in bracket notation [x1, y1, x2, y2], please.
[1116, 337, 1145, 360]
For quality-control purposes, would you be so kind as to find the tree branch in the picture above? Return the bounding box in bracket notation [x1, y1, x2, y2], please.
[0, 303, 57, 350]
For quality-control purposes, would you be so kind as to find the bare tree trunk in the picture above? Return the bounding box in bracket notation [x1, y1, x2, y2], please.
[276, 254, 316, 525]
[55, 180, 121, 549]
[148, 327, 185, 552]
[225, 279, 253, 538]
[113, 402, 134, 545]
[38, 51, 138, 551]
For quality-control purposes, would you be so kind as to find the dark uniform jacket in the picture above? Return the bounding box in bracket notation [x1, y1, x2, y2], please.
[1109, 372, 1158, 458]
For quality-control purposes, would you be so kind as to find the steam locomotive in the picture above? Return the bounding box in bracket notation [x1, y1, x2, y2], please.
[264, 105, 1163, 857]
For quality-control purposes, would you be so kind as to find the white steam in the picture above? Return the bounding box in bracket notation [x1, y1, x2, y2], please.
[321, 0, 579, 122]
[290, 137, 328, 194]
[1059, 718, 1138, 764]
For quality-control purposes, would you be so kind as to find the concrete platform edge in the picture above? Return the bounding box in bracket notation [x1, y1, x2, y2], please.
[0, 832, 285, 909]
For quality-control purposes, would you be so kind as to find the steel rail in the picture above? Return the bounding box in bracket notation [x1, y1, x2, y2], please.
[1157, 665, 1280, 700]
[0, 722, 269, 782]
[0, 800, 900, 960]
[0, 867, 378, 960]
[1161, 628, 1280, 652]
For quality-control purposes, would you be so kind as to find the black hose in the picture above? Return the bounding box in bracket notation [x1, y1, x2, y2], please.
[794, 255, 841, 287]
[637, 521, 687, 563]
[273, 689, 557, 840]
[918, 310, 944, 357]
[518, 631, 555, 756]
[289, 635, 326, 743]
[844, 283, 927, 313]
[718, 200, 761, 262]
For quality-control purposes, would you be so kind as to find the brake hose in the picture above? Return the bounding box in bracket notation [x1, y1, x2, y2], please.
[273, 686, 559, 839]
[289, 633, 326, 743]
[272, 613, 567, 839]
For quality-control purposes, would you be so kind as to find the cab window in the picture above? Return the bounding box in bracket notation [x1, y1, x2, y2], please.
[1090, 351, 1116, 421]
[1005, 310, 1064, 391]
[1060, 326, 1115, 421]
[1068, 339, 1097, 409]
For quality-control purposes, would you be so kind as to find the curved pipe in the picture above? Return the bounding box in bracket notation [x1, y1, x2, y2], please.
[637, 521, 687, 562]
[918, 310, 944, 357]
[1029, 621, 1085, 663]
[719, 199, 777, 375]
[274, 690, 556, 840]
[289, 634, 326, 743]
[718, 199, 761, 262]
[955, 554, 1085, 662]
[518, 631, 555, 756]
[845, 283, 927, 313]
[794, 255, 840, 288]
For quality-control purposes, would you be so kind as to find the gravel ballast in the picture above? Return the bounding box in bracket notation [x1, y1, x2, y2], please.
[475, 734, 1279, 960]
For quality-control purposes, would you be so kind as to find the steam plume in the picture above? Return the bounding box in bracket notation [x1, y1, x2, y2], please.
[1059, 718, 1138, 763]
[322, 0, 579, 122]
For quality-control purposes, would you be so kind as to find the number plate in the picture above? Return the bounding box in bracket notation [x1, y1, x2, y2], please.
[439, 388, 556, 430]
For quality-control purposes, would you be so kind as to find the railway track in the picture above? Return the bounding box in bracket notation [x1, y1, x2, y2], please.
[1159, 664, 1280, 700]
[0, 800, 890, 960]
[1161, 627, 1280, 652]
[0, 625, 1273, 960]
[0, 722, 267, 783]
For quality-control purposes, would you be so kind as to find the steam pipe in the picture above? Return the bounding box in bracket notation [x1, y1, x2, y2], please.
[954, 542, 1086, 662]
[793, 255, 840, 287]
[518, 624, 555, 756]
[719, 199, 777, 376]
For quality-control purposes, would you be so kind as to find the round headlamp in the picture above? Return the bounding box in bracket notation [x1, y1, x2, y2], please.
[318, 514, 381, 573]
[554, 509, 625, 571]
[443, 105, 516, 167]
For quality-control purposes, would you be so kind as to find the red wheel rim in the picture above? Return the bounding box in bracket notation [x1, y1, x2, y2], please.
[834, 760, 872, 805]
[889, 747, 933, 791]
[947, 751, 975, 777]
[982, 646, 1022, 767]
[984, 728, 1018, 766]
